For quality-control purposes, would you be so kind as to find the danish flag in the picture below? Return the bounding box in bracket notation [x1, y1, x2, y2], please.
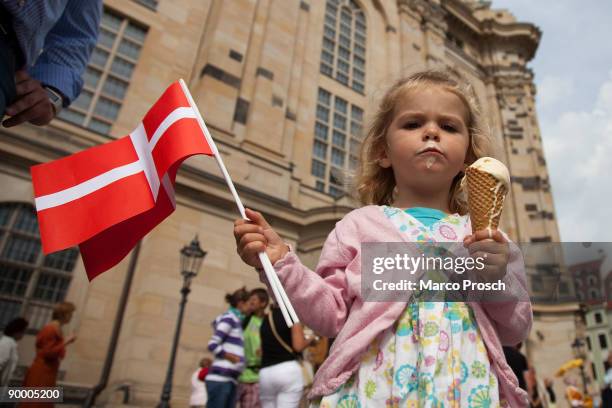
[31, 81, 213, 280]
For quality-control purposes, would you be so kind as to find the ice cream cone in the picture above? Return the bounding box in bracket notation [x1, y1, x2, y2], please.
[464, 158, 509, 232]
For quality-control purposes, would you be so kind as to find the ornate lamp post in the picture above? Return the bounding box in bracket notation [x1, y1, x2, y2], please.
[157, 236, 206, 408]
[570, 337, 589, 394]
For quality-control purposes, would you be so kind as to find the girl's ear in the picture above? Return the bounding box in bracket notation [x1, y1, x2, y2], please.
[378, 149, 391, 168]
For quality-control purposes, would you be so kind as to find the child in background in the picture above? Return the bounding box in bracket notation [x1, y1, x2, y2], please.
[190, 357, 212, 408]
[234, 70, 531, 407]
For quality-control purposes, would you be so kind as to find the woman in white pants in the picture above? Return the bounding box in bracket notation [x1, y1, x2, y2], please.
[259, 304, 314, 408]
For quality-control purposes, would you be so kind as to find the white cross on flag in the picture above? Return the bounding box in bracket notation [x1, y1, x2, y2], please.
[31, 81, 213, 280]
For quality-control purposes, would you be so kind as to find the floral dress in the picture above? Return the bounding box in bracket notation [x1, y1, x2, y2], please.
[315, 207, 502, 408]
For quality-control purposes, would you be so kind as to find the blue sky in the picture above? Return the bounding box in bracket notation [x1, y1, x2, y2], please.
[491, 1, 612, 244]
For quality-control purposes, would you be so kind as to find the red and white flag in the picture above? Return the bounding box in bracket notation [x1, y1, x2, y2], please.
[31, 81, 213, 280]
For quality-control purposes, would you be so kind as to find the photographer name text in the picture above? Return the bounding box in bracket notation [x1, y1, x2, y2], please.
[372, 279, 506, 292]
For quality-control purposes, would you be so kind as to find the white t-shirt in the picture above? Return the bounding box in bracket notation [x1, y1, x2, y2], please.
[189, 368, 207, 406]
[0, 336, 18, 387]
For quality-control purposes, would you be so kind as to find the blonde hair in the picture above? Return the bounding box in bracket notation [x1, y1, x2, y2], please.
[52, 301, 76, 321]
[354, 69, 493, 214]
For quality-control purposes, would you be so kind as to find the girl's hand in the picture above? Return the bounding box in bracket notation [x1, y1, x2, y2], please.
[233, 208, 289, 269]
[463, 229, 509, 281]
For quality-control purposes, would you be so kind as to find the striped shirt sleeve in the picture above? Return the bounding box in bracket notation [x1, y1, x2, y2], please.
[207, 315, 236, 358]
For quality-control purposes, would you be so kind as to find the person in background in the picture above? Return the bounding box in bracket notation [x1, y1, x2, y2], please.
[602, 352, 612, 408]
[238, 288, 269, 408]
[544, 377, 557, 408]
[20, 302, 77, 408]
[0, 317, 29, 387]
[303, 332, 326, 373]
[190, 357, 212, 408]
[258, 302, 315, 408]
[564, 376, 585, 407]
[206, 287, 252, 408]
[0, 1, 102, 127]
[525, 365, 544, 408]
[503, 343, 529, 392]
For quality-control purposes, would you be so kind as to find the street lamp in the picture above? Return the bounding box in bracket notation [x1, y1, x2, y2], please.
[157, 236, 206, 408]
[570, 337, 589, 394]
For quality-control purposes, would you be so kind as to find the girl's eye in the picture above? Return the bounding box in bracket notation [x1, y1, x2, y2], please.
[442, 124, 457, 132]
[403, 122, 420, 130]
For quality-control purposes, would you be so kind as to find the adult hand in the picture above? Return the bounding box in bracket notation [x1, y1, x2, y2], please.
[463, 229, 509, 282]
[3, 71, 56, 127]
[233, 208, 289, 269]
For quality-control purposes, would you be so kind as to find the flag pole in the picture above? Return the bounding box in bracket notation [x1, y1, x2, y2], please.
[178, 79, 299, 327]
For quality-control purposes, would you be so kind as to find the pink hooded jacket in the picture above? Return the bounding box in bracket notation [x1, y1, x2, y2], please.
[264, 205, 532, 407]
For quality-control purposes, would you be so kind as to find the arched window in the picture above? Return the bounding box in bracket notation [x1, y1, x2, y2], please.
[0, 203, 78, 331]
[320, 0, 366, 93]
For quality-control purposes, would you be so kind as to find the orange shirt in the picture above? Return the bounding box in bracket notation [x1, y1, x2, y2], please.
[19, 323, 66, 408]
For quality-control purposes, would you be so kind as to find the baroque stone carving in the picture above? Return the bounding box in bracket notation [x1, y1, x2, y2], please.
[397, 0, 447, 32]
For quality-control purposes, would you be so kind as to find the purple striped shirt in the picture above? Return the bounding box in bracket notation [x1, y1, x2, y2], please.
[206, 310, 245, 382]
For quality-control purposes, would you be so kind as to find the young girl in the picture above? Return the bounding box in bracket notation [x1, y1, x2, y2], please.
[234, 70, 531, 407]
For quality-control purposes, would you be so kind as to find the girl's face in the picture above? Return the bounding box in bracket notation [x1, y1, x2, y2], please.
[380, 86, 470, 193]
[248, 294, 267, 313]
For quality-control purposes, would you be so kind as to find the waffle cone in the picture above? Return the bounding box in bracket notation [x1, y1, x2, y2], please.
[465, 167, 508, 232]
